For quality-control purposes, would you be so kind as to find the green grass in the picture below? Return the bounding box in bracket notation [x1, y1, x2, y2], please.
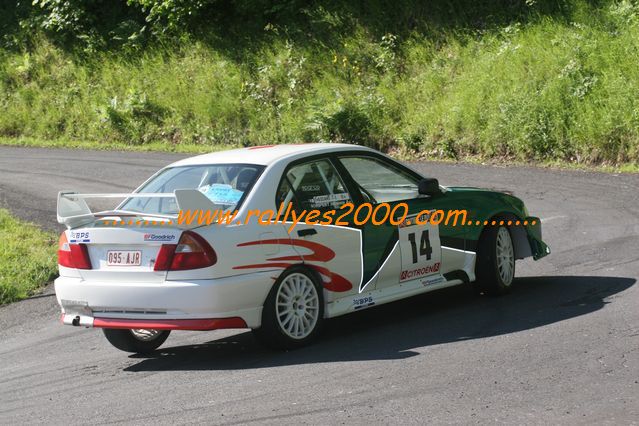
[1, 1, 639, 167]
[0, 136, 236, 154]
[0, 209, 58, 304]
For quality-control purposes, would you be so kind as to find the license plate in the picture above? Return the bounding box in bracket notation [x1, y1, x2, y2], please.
[107, 250, 142, 266]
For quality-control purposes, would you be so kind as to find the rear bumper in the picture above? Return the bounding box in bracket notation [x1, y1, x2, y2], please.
[61, 314, 247, 330]
[55, 271, 276, 329]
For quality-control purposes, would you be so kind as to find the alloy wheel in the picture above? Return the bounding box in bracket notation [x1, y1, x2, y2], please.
[496, 227, 515, 286]
[276, 272, 320, 339]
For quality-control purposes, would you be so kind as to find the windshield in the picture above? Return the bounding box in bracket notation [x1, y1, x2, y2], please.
[119, 164, 264, 215]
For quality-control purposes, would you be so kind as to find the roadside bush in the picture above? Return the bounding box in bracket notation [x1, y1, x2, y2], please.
[99, 90, 168, 144]
[1, 0, 639, 164]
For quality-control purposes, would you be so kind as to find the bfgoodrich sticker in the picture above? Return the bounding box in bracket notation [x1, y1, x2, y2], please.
[143, 234, 176, 242]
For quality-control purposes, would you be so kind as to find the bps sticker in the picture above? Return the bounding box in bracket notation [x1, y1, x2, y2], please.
[70, 231, 90, 243]
[353, 295, 375, 310]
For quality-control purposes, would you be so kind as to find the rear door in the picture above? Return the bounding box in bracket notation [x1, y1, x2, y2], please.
[277, 158, 363, 302]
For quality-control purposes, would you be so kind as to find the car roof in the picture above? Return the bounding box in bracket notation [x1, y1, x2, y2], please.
[167, 143, 376, 168]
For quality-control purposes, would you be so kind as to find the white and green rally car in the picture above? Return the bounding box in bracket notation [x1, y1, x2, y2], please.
[55, 143, 549, 353]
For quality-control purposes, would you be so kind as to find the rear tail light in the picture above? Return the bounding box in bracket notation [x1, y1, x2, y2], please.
[154, 231, 217, 271]
[58, 232, 92, 269]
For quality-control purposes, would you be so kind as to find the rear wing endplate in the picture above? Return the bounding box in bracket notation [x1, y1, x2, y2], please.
[57, 189, 221, 230]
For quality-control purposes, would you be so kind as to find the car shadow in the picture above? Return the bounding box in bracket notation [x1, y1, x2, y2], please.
[124, 275, 634, 372]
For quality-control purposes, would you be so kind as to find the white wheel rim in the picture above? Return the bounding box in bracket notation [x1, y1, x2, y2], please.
[276, 272, 320, 340]
[496, 227, 514, 286]
[130, 329, 161, 341]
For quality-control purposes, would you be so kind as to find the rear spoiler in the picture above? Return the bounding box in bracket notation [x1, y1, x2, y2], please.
[57, 189, 221, 230]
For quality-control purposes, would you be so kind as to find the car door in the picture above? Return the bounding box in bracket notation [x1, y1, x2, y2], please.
[336, 154, 466, 291]
[276, 157, 363, 304]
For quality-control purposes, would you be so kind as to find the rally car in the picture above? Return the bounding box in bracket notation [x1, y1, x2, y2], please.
[55, 143, 550, 353]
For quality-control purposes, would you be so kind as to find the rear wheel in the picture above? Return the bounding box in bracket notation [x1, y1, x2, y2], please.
[253, 266, 324, 349]
[476, 225, 516, 295]
[102, 328, 170, 354]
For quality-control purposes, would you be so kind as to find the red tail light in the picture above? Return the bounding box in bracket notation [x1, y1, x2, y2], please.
[154, 231, 217, 271]
[58, 232, 92, 269]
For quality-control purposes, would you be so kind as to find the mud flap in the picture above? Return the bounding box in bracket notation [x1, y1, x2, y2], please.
[525, 216, 551, 260]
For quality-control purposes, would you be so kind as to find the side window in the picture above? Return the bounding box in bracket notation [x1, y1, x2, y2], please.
[277, 159, 351, 211]
[339, 156, 420, 203]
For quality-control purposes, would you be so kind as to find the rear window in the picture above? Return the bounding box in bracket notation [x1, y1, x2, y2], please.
[120, 164, 263, 215]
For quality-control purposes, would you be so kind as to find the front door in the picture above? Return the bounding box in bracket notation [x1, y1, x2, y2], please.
[335, 155, 445, 291]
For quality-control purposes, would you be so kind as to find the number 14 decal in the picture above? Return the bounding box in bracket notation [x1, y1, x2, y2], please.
[407, 230, 433, 263]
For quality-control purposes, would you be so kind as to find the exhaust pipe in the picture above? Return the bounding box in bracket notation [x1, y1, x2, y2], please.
[62, 313, 94, 327]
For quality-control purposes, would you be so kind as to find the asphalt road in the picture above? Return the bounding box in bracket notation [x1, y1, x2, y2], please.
[1, 146, 638, 425]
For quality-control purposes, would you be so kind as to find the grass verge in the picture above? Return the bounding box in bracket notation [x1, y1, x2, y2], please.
[0, 137, 237, 154]
[0, 209, 57, 304]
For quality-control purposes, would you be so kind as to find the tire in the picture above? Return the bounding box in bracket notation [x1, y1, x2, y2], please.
[475, 224, 516, 296]
[102, 328, 170, 354]
[253, 266, 325, 350]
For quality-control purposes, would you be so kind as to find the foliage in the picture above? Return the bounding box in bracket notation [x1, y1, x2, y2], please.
[22, 0, 145, 50]
[1, 0, 639, 164]
[0, 209, 57, 304]
[127, 0, 212, 34]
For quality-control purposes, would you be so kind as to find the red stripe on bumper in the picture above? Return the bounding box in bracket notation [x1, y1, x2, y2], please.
[92, 317, 247, 331]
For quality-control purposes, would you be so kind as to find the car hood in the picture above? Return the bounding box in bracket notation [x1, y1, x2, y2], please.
[444, 186, 514, 196]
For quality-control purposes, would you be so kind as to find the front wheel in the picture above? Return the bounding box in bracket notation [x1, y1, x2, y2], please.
[253, 266, 324, 349]
[476, 225, 516, 295]
[102, 329, 170, 354]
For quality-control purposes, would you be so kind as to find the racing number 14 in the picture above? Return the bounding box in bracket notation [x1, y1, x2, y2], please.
[407, 230, 433, 263]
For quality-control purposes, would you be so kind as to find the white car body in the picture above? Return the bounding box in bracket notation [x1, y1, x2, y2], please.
[54, 143, 503, 335]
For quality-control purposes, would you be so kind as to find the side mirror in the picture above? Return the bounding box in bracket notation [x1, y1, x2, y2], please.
[418, 178, 441, 196]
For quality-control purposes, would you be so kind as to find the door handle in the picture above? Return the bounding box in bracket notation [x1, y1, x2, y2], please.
[297, 228, 317, 237]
